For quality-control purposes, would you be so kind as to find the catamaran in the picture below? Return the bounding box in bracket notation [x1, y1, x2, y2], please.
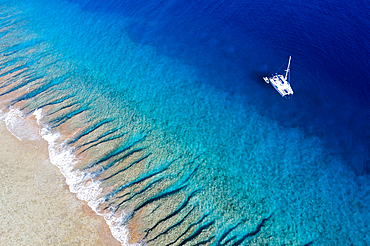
[263, 56, 293, 97]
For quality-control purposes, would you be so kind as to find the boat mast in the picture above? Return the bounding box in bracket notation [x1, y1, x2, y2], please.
[284, 56, 291, 81]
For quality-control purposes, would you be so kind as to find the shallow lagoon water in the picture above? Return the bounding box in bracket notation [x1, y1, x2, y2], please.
[0, 0, 369, 245]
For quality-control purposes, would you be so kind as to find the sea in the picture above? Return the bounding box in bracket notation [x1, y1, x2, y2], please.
[0, 0, 369, 245]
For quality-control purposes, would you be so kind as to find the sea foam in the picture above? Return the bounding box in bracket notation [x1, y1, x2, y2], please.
[0, 107, 135, 246]
[1, 108, 40, 142]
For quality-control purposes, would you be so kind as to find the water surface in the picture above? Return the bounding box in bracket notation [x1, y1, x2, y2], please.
[0, 0, 369, 245]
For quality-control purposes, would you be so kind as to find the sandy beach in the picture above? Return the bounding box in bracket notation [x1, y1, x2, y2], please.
[0, 121, 121, 245]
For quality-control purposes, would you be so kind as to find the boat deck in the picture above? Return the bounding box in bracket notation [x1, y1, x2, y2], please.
[264, 74, 293, 97]
[271, 75, 293, 97]
[263, 56, 293, 97]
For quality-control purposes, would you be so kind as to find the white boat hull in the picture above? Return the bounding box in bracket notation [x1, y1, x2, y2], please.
[263, 56, 293, 97]
[263, 74, 293, 97]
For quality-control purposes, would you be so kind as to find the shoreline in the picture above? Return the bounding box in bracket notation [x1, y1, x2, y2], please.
[0, 121, 121, 245]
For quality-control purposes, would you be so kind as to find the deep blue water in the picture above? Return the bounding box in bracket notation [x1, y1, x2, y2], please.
[68, 0, 370, 174]
[1, 0, 370, 245]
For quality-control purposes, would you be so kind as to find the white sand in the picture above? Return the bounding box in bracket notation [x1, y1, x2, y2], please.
[0, 122, 121, 245]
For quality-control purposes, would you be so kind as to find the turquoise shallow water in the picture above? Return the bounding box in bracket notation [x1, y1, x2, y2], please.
[0, 0, 369, 245]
